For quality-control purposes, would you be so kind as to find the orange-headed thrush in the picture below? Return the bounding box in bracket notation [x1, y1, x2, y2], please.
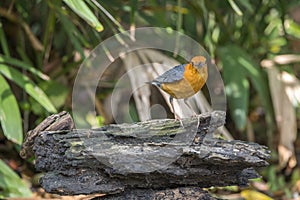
[148, 56, 208, 119]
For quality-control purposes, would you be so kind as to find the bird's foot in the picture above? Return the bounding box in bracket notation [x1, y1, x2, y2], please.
[174, 114, 184, 128]
[191, 113, 198, 117]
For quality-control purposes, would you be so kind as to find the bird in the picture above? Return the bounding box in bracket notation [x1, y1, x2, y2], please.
[148, 56, 208, 120]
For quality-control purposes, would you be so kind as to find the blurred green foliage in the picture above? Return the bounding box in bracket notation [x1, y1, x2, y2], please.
[0, 0, 299, 198]
[0, 159, 32, 198]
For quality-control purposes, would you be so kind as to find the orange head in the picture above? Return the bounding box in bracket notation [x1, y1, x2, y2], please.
[190, 56, 207, 69]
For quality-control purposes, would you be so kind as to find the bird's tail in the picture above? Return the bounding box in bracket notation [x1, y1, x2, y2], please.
[145, 81, 161, 87]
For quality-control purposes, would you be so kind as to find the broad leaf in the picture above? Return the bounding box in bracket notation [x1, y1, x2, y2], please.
[0, 75, 22, 144]
[0, 55, 49, 80]
[219, 45, 274, 130]
[0, 159, 32, 198]
[63, 0, 104, 32]
[0, 64, 57, 113]
[0, 24, 10, 56]
[219, 47, 249, 130]
[30, 80, 69, 115]
[58, 11, 86, 58]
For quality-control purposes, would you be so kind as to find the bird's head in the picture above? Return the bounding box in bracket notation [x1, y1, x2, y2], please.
[190, 56, 207, 69]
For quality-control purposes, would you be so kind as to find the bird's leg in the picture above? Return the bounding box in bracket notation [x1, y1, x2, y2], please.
[184, 99, 198, 116]
[169, 96, 184, 127]
[169, 96, 178, 119]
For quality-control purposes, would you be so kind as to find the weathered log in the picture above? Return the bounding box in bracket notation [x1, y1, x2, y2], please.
[20, 111, 74, 159]
[23, 110, 270, 196]
[98, 187, 216, 200]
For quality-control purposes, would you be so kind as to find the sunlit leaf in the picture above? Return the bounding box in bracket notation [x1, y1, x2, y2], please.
[0, 64, 57, 113]
[0, 55, 49, 80]
[219, 45, 274, 131]
[285, 19, 300, 39]
[241, 189, 273, 200]
[219, 47, 249, 130]
[228, 0, 243, 16]
[63, 0, 104, 32]
[0, 75, 22, 145]
[0, 159, 32, 198]
[88, 0, 127, 35]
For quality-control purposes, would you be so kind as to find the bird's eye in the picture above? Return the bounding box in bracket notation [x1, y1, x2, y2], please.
[196, 62, 205, 68]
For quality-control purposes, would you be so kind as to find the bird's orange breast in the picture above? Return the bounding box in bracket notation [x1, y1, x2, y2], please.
[161, 63, 208, 99]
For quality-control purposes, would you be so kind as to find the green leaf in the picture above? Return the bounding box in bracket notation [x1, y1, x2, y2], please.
[40, 80, 69, 109]
[0, 75, 23, 144]
[0, 22, 10, 56]
[0, 55, 49, 80]
[286, 19, 300, 39]
[238, 0, 253, 13]
[228, 0, 243, 16]
[58, 11, 85, 58]
[0, 159, 32, 198]
[233, 49, 274, 130]
[219, 45, 274, 131]
[129, 0, 138, 25]
[16, 47, 33, 66]
[29, 80, 68, 115]
[63, 0, 104, 32]
[226, 78, 249, 131]
[219, 47, 249, 130]
[0, 64, 57, 113]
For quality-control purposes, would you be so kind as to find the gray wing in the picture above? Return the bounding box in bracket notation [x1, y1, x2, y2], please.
[154, 64, 186, 83]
